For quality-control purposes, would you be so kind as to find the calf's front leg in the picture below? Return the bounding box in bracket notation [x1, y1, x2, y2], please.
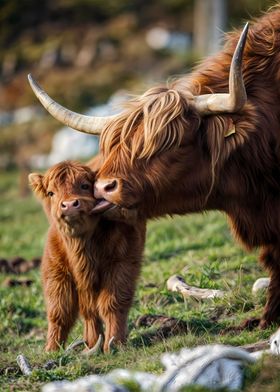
[44, 273, 78, 351]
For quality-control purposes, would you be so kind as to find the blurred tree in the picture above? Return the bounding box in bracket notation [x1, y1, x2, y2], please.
[0, 0, 276, 48]
[0, 0, 48, 45]
[193, 0, 227, 55]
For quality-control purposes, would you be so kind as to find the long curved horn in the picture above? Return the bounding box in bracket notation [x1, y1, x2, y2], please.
[194, 22, 249, 115]
[28, 74, 117, 135]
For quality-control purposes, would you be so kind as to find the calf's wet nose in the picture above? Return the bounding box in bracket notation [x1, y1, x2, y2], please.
[61, 199, 80, 211]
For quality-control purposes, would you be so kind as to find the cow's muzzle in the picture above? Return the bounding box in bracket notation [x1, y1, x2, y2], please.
[91, 179, 119, 213]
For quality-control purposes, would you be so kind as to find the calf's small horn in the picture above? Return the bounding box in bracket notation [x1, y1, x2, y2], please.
[194, 22, 249, 115]
[28, 74, 116, 135]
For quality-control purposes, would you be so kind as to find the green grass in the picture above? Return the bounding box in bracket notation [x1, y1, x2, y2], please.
[0, 171, 277, 391]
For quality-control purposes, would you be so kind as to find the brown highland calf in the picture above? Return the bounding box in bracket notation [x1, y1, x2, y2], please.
[29, 160, 145, 352]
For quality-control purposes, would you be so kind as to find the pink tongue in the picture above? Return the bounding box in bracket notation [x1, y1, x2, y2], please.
[91, 200, 113, 214]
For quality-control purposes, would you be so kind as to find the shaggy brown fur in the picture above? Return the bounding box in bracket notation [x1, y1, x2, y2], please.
[96, 8, 280, 328]
[29, 161, 145, 351]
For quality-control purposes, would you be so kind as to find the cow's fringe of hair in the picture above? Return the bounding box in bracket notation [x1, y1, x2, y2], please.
[101, 87, 191, 162]
[138, 88, 186, 160]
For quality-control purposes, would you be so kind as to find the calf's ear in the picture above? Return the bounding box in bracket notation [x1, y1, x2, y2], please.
[28, 173, 45, 198]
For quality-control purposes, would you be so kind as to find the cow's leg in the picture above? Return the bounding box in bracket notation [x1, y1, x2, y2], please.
[45, 275, 78, 351]
[259, 244, 280, 328]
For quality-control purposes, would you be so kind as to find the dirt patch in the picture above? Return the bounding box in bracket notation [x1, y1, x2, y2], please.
[0, 257, 41, 274]
[2, 278, 34, 287]
[133, 314, 188, 346]
[221, 318, 261, 334]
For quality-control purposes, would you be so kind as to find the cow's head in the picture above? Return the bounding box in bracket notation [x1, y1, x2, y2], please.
[29, 161, 99, 237]
[94, 87, 203, 213]
[28, 25, 249, 217]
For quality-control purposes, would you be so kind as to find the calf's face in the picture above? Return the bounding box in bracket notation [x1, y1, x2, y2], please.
[29, 161, 99, 237]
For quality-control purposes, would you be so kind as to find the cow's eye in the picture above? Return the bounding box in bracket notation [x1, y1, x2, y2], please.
[47, 191, 54, 197]
[81, 184, 90, 190]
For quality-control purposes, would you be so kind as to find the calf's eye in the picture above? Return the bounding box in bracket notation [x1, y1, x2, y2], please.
[47, 191, 54, 197]
[81, 184, 90, 190]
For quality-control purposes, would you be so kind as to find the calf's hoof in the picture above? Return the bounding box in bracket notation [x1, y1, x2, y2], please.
[82, 335, 103, 356]
[45, 342, 60, 352]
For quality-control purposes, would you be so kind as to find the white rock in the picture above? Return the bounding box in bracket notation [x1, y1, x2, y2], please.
[252, 278, 270, 294]
[159, 345, 255, 391]
[270, 327, 280, 355]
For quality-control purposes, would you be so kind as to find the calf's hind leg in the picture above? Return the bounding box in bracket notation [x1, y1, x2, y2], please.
[259, 245, 280, 328]
[79, 292, 103, 349]
[83, 315, 103, 349]
[98, 276, 137, 352]
[100, 306, 130, 353]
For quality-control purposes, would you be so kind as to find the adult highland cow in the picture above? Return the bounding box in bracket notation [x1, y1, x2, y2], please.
[29, 9, 280, 328]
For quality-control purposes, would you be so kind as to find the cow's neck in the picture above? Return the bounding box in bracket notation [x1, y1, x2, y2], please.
[142, 157, 215, 218]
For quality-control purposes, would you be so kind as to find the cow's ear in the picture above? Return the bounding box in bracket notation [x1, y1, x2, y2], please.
[28, 173, 45, 199]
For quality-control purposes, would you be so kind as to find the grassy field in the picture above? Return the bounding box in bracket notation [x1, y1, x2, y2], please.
[1, 170, 280, 391]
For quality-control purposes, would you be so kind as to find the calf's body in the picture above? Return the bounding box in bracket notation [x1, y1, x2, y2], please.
[29, 161, 145, 351]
